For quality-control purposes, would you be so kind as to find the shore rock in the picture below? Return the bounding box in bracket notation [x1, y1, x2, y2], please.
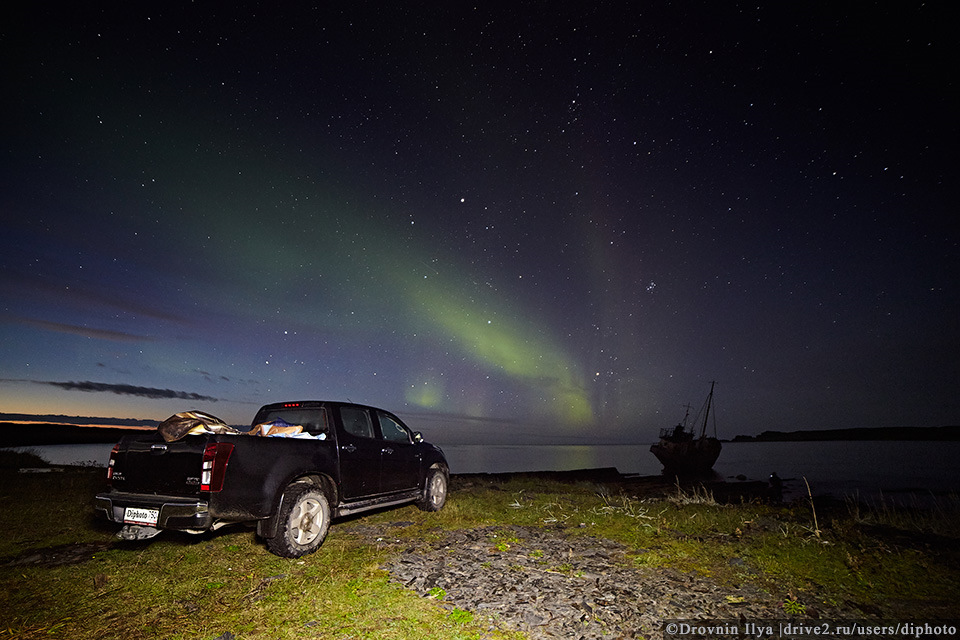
[346, 522, 810, 640]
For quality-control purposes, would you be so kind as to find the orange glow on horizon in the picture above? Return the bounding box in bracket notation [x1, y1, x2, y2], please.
[0, 419, 154, 431]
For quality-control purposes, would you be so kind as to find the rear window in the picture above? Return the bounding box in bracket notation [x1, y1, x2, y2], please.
[251, 407, 329, 436]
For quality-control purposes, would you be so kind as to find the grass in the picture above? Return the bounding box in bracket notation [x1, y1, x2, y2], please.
[2, 531, 507, 639]
[0, 465, 107, 557]
[0, 448, 48, 469]
[1, 468, 958, 639]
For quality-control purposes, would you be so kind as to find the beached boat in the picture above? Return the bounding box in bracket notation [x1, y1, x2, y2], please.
[650, 381, 722, 472]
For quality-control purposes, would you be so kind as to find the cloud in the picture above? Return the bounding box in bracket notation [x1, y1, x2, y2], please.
[1, 270, 188, 325]
[41, 380, 218, 402]
[5, 315, 152, 343]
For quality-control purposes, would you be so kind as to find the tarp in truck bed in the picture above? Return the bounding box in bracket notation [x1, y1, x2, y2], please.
[157, 411, 322, 442]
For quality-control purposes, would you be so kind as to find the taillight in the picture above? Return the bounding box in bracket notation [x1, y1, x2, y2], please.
[200, 442, 234, 492]
[106, 443, 120, 484]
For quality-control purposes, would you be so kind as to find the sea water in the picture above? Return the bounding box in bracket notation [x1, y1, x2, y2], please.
[10, 440, 960, 500]
[439, 440, 960, 500]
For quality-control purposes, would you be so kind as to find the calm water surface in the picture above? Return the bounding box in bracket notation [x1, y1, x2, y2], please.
[13, 440, 960, 500]
[441, 440, 960, 499]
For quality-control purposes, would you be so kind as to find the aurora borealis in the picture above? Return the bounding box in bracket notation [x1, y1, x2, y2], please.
[1, 3, 956, 443]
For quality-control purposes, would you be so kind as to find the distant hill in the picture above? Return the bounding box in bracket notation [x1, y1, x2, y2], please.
[0, 413, 157, 428]
[731, 425, 960, 442]
[0, 422, 154, 447]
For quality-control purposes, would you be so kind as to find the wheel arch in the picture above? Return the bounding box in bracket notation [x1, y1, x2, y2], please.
[257, 472, 337, 539]
[417, 463, 449, 512]
[427, 461, 449, 481]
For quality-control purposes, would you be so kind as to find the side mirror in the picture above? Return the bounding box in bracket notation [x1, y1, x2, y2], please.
[413, 431, 423, 443]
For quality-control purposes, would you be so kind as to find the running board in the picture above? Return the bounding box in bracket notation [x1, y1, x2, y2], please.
[336, 490, 420, 516]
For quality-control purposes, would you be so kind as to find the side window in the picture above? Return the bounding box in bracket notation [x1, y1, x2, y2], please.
[378, 412, 411, 444]
[339, 407, 374, 439]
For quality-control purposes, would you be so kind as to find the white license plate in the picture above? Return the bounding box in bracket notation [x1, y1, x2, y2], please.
[124, 507, 159, 526]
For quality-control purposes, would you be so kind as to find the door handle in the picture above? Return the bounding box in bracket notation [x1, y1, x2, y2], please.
[341, 444, 356, 453]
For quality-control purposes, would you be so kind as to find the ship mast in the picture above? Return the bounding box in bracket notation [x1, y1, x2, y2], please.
[699, 380, 716, 439]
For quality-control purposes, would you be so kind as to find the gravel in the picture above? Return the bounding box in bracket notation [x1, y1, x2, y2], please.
[344, 522, 818, 640]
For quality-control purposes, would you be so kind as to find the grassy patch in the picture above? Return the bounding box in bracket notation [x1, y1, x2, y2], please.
[0, 469, 526, 640]
[0, 467, 110, 558]
[1, 524, 524, 639]
[1, 471, 958, 638]
[0, 449, 49, 469]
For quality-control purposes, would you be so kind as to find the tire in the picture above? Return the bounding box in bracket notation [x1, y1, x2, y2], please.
[417, 467, 448, 512]
[265, 483, 331, 558]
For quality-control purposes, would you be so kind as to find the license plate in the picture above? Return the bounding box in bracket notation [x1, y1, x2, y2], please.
[124, 507, 159, 526]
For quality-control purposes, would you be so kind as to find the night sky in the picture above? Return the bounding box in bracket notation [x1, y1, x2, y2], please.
[1, 3, 956, 444]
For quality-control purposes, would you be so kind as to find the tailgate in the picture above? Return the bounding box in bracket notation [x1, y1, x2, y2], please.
[111, 431, 208, 497]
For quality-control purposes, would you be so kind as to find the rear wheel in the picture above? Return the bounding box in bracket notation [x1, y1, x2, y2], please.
[265, 483, 331, 558]
[417, 467, 447, 512]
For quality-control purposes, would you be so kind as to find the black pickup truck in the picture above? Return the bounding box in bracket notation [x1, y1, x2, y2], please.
[94, 401, 449, 557]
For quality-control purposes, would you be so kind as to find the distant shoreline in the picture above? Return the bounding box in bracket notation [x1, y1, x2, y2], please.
[731, 425, 960, 442]
[0, 412, 157, 428]
[0, 422, 153, 447]
[4, 421, 960, 449]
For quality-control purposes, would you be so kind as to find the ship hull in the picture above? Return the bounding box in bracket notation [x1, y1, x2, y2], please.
[650, 437, 722, 472]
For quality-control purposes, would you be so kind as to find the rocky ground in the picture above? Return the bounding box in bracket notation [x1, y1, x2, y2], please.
[343, 520, 823, 640]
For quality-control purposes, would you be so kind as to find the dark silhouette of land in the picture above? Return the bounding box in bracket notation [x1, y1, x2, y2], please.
[0, 422, 154, 447]
[731, 425, 960, 442]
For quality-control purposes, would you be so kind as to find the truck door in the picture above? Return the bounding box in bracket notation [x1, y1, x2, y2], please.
[335, 406, 381, 499]
[376, 411, 420, 493]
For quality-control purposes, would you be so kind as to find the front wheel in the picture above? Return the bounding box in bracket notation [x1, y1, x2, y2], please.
[265, 483, 331, 558]
[417, 467, 448, 512]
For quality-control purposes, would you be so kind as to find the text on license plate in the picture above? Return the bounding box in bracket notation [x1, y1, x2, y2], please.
[124, 507, 159, 526]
